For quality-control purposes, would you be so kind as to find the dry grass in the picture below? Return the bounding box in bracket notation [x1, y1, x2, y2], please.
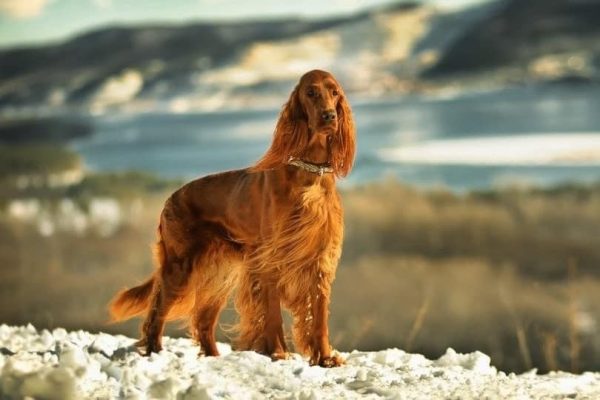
[331, 256, 600, 373]
[0, 179, 599, 373]
[342, 180, 600, 278]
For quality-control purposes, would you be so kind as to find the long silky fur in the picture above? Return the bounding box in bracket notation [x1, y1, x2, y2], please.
[109, 232, 165, 322]
[251, 76, 355, 178]
[109, 70, 355, 361]
[236, 78, 352, 354]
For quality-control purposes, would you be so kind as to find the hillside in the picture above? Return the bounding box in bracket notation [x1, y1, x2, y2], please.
[4, 0, 600, 114]
[1, 325, 599, 399]
[425, 0, 600, 81]
[0, 2, 508, 112]
[0, 2, 434, 113]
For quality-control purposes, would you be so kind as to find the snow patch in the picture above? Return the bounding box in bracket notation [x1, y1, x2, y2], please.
[92, 69, 144, 112]
[0, 325, 599, 399]
[379, 133, 600, 166]
[435, 348, 494, 374]
[5, 197, 125, 237]
[196, 32, 340, 88]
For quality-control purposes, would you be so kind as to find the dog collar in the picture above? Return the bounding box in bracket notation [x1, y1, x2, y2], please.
[287, 157, 334, 176]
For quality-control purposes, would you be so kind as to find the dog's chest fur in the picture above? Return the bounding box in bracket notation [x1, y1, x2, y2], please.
[249, 181, 343, 279]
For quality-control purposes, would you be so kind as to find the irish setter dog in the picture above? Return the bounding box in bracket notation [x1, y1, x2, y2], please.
[109, 70, 355, 367]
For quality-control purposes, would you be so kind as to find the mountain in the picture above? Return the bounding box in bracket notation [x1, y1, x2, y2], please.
[0, 15, 362, 110]
[424, 0, 600, 82]
[0, 0, 598, 115]
[0, 2, 492, 114]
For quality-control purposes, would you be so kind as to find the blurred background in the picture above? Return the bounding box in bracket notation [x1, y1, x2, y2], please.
[1, 0, 599, 374]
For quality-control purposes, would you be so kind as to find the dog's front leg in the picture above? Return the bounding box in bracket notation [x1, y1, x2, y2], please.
[236, 273, 288, 360]
[309, 278, 344, 367]
[263, 281, 289, 360]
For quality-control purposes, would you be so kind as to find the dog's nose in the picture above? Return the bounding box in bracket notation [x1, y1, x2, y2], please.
[321, 110, 337, 122]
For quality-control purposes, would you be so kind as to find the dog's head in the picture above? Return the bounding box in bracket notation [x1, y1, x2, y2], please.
[254, 70, 356, 178]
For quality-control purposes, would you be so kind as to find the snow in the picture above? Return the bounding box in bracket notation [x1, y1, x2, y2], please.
[1, 325, 599, 399]
[6, 197, 124, 237]
[92, 69, 144, 112]
[379, 133, 600, 166]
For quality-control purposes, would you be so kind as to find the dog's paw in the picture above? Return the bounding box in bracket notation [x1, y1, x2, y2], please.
[320, 354, 345, 368]
[198, 347, 220, 357]
[270, 351, 290, 361]
[310, 352, 345, 368]
[135, 338, 162, 356]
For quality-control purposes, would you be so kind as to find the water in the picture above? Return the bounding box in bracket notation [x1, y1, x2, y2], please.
[73, 84, 600, 191]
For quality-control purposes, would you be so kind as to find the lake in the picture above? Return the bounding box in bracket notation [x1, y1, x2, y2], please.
[73, 84, 600, 191]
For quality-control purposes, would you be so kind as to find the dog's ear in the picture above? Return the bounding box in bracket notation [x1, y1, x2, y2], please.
[252, 85, 310, 171]
[283, 85, 306, 121]
[331, 91, 356, 178]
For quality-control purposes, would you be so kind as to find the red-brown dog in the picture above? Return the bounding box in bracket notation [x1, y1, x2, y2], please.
[110, 69, 355, 367]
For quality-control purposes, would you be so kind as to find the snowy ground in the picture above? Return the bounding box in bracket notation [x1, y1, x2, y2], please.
[1, 325, 599, 399]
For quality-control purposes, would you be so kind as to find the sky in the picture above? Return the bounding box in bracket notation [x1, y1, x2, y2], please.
[0, 0, 488, 49]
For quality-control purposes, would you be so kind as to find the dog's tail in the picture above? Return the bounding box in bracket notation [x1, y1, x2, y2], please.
[109, 276, 155, 322]
[109, 232, 166, 322]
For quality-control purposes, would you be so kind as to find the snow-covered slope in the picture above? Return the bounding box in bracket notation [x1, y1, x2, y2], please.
[1, 325, 599, 399]
[0, 3, 493, 114]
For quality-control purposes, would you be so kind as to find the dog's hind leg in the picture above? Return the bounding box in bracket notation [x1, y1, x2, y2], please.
[138, 251, 194, 355]
[191, 299, 227, 356]
[190, 241, 240, 356]
[190, 263, 227, 357]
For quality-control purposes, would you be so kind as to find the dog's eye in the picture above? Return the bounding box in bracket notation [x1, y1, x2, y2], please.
[332, 90, 339, 96]
[307, 89, 316, 98]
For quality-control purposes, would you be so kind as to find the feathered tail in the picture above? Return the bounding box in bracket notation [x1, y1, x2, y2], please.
[109, 233, 166, 322]
[109, 276, 155, 322]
